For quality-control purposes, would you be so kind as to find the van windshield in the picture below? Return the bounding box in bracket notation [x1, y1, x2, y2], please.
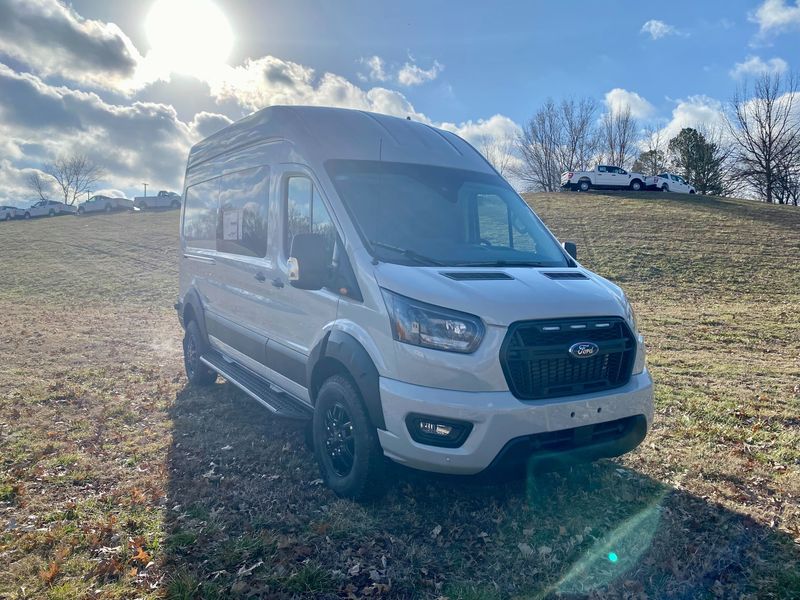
[325, 160, 569, 267]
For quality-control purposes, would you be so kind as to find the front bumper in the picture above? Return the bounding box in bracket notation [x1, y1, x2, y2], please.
[377, 369, 654, 475]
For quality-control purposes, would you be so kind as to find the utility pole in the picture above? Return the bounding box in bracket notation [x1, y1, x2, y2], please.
[87, 190, 91, 201]
[142, 182, 148, 198]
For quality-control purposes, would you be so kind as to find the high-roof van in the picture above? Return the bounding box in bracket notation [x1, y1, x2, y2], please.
[177, 106, 653, 499]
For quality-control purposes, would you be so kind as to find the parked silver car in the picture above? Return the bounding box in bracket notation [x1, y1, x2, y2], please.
[77, 195, 134, 215]
[1, 206, 18, 221]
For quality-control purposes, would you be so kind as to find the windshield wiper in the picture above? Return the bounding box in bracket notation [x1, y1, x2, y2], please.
[451, 260, 551, 267]
[368, 241, 446, 266]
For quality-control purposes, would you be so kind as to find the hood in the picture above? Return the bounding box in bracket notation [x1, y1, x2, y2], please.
[372, 263, 629, 327]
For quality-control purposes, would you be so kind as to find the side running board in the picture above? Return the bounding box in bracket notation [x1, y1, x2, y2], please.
[201, 350, 312, 420]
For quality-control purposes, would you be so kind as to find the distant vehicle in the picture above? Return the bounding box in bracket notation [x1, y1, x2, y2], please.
[77, 195, 134, 215]
[22, 200, 77, 219]
[1, 206, 18, 221]
[647, 173, 696, 194]
[561, 165, 646, 192]
[133, 190, 181, 210]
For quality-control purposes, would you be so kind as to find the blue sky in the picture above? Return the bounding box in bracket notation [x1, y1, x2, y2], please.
[0, 0, 798, 202]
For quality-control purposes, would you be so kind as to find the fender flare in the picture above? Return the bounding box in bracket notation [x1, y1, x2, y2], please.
[180, 288, 209, 344]
[307, 330, 385, 430]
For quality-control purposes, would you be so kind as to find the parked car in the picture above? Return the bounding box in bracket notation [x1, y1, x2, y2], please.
[178, 106, 653, 500]
[1, 206, 18, 221]
[647, 173, 696, 194]
[77, 195, 134, 215]
[21, 200, 76, 219]
[561, 165, 647, 192]
[134, 190, 181, 210]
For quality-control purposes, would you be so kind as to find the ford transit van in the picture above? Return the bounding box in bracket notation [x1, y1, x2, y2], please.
[177, 106, 653, 499]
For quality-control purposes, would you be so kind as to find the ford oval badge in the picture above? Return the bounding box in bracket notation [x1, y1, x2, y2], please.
[569, 342, 599, 359]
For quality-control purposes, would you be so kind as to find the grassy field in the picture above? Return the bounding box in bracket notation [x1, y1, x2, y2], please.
[0, 192, 798, 599]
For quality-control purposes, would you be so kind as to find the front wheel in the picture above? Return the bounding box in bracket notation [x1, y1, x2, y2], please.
[183, 320, 217, 386]
[313, 375, 385, 500]
[48, 210, 55, 217]
[689, 190, 696, 195]
[578, 180, 590, 192]
[661, 184, 669, 192]
[24, 212, 31, 219]
[630, 180, 642, 191]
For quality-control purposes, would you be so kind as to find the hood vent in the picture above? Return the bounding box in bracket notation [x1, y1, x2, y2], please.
[542, 271, 589, 280]
[441, 271, 513, 281]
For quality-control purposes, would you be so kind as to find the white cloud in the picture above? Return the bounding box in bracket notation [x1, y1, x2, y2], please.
[658, 95, 727, 141]
[640, 19, 679, 39]
[358, 56, 389, 82]
[604, 88, 655, 119]
[358, 55, 443, 86]
[209, 56, 428, 121]
[0, 0, 142, 92]
[93, 188, 126, 198]
[730, 55, 789, 78]
[0, 63, 195, 199]
[750, 0, 800, 34]
[397, 60, 443, 86]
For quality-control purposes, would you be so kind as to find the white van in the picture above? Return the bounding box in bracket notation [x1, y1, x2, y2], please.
[177, 106, 653, 499]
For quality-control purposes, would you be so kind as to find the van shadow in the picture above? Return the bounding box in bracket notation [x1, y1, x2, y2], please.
[162, 383, 800, 599]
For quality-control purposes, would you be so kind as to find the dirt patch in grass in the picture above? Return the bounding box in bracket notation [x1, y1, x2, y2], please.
[0, 198, 798, 598]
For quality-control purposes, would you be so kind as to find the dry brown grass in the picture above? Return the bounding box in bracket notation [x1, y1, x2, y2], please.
[0, 194, 798, 599]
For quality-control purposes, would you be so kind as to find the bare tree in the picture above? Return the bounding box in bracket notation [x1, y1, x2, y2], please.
[513, 99, 562, 192]
[557, 97, 599, 172]
[633, 123, 668, 175]
[728, 72, 800, 204]
[44, 154, 105, 206]
[600, 105, 639, 168]
[26, 172, 51, 201]
[513, 97, 599, 191]
[477, 132, 516, 177]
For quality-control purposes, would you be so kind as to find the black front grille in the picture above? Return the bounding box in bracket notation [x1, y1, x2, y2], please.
[501, 317, 636, 400]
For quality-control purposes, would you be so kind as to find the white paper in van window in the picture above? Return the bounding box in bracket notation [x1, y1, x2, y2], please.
[223, 210, 242, 240]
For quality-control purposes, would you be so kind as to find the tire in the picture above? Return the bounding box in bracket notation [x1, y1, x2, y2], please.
[182, 320, 217, 386]
[313, 375, 385, 500]
[661, 184, 669, 192]
[140, 202, 148, 210]
[578, 180, 590, 192]
[24, 212, 31, 220]
[689, 190, 696, 195]
[3, 213, 9, 221]
[630, 180, 642, 191]
[171, 200, 180, 209]
[105, 204, 112, 212]
[77, 207, 84, 215]
[48, 210, 55, 217]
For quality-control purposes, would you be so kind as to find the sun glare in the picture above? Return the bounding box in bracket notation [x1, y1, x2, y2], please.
[145, 0, 232, 77]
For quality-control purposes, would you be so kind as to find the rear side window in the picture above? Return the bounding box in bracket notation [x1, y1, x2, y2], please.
[183, 178, 219, 249]
[598, 166, 607, 172]
[218, 166, 270, 257]
[285, 176, 335, 261]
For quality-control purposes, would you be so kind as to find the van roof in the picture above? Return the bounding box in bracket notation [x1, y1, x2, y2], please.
[187, 105, 493, 173]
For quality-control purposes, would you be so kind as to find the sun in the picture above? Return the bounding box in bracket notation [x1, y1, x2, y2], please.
[145, 0, 233, 77]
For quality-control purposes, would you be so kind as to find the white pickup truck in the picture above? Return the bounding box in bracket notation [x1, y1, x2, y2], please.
[77, 195, 134, 215]
[133, 190, 181, 210]
[561, 165, 646, 192]
[21, 200, 77, 219]
[646, 172, 696, 194]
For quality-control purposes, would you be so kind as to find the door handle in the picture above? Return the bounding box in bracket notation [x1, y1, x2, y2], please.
[272, 277, 284, 288]
[254, 272, 266, 282]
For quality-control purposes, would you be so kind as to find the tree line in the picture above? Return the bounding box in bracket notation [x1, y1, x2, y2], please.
[499, 72, 799, 205]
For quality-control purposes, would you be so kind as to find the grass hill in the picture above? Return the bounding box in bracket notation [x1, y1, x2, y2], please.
[0, 192, 798, 599]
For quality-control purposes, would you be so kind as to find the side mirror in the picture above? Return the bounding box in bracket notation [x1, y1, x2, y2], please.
[562, 241, 577, 260]
[288, 232, 329, 290]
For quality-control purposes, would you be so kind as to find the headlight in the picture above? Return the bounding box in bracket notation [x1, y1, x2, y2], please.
[381, 289, 485, 353]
